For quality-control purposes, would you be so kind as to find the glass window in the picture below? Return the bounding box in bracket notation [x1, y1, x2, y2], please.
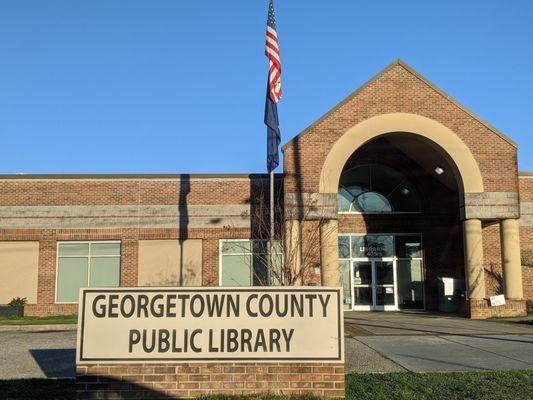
[56, 258, 88, 304]
[221, 255, 252, 286]
[354, 287, 373, 306]
[338, 165, 420, 213]
[395, 235, 422, 258]
[89, 257, 120, 287]
[56, 242, 121, 303]
[338, 236, 351, 259]
[220, 240, 282, 286]
[339, 260, 351, 310]
[397, 259, 424, 309]
[352, 235, 394, 258]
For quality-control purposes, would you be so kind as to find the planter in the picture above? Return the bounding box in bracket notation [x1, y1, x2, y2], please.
[0, 306, 23, 317]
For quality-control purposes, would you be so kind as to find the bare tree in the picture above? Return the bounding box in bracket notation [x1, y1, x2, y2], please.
[521, 251, 533, 268]
[223, 187, 337, 286]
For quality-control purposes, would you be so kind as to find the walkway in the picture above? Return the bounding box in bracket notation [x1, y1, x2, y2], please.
[344, 311, 533, 372]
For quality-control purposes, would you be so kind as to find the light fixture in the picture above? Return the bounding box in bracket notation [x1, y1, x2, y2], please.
[434, 166, 444, 175]
[400, 187, 410, 195]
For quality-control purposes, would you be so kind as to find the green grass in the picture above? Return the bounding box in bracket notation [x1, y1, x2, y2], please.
[345, 370, 533, 400]
[0, 314, 78, 326]
[1, 371, 532, 400]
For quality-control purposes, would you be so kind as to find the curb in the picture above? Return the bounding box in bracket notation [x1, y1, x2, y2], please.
[0, 324, 77, 332]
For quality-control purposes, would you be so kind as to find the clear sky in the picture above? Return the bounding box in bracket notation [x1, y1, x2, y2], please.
[1, 1, 532, 174]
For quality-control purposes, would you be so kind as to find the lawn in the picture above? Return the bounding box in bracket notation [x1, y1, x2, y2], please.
[1, 370, 532, 400]
[0, 314, 78, 326]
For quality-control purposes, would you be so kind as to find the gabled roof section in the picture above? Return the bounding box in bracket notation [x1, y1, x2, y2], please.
[282, 59, 517, 150]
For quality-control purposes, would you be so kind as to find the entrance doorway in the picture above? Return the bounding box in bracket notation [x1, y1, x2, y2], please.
[339, 234, 425, 311]
[352, 260, 397, 311]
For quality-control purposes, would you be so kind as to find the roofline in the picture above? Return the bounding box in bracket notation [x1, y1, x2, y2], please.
[282, 59, 518, 151]
[0, 173, 284, 180]
[519, 171, 533, 177]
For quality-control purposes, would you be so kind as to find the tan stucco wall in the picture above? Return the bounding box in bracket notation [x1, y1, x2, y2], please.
[138, 240, 202, 287]
[0, 241, 39, 304]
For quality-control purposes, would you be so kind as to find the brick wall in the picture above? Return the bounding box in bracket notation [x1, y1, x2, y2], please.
[0, 175, 276, 316]
[469, 299, 527, 319]
[283, 62, 519, 196]
[519, 175, 533, 310]
[483, 222, 503, 298]
[76, 363, 345, 399]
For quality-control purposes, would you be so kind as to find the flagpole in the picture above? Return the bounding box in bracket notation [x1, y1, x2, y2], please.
[269, 169, 274, 282]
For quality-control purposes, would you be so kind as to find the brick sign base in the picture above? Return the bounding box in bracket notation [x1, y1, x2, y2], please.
[76, 362, 345, 399]
[469, 299, 527, 319]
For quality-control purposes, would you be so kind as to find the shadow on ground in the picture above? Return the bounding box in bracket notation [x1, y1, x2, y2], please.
[29, 349, 76, 378]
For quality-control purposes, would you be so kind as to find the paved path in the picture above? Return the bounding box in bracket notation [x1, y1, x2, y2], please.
[356, 334, 533, 372]
[0, 330, 76, 379]
[344, 311, 533, 336]
[345, 312, 533, 372]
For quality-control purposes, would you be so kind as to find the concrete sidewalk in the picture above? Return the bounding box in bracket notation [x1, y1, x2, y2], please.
[356, 334, 533, 372]
[345, 311, 533, 372]
[344, 311, 533, 336]
[0, 324, 77, 332]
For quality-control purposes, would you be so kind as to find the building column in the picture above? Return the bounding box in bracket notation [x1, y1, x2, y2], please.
[320, 219, 339, 287]
[463, 218, 485, 299]
[500, 218, 523, 300]
[284, 219, 302, 285]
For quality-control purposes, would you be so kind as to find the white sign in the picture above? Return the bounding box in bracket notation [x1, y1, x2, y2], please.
[489, 294, 506, 307]
[77, 287, 343, 364]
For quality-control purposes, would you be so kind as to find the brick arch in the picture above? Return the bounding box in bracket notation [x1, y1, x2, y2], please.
[319, 113, 484, 196]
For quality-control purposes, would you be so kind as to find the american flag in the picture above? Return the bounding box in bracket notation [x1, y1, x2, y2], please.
[265, 0, 282, 103]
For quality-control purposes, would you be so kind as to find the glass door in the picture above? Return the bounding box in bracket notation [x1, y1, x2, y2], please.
[352, 261, 373, 310]
[374, 261, 397, 311]
[352, 260, 397, 311]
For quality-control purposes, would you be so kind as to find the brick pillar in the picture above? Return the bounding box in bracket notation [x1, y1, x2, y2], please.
[202, 239, 219, 286]
[320, 219, 339, 287]
[38, 229, 57, 304]
[500, 218, 523, 300]
[463, 219, 485, 299]
[120, 229, 139, 287]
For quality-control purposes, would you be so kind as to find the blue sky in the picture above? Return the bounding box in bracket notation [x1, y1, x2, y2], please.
[1, 1, 532, 174]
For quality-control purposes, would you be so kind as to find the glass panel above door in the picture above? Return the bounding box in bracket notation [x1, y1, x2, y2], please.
[351, 235, 394, 258]
[395, 235, 422, 258]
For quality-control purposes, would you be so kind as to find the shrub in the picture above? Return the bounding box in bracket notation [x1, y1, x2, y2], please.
[8, 297, 28, 308]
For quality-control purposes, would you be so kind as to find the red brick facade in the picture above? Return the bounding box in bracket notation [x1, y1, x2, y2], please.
[519, 175, 533, 311]
[0, 61, 531, 318]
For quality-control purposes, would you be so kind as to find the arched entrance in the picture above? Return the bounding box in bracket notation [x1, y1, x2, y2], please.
[318, 113, 486, 313]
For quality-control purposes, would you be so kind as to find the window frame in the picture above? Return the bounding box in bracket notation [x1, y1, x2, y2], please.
[338, 164, 422, 215]
[55, 240, 121, 304]
[218, 239, 283, 287]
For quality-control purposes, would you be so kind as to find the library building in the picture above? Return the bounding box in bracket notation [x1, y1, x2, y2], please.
[0, 61, 531, 319]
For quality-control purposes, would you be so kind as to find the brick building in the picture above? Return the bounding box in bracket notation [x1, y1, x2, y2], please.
[0, 61, 531, 319]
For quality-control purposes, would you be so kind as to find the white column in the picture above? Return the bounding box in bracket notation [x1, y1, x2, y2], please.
[320, 219, 340, 287]
[500, 218, 523, 299]
[463, 219, 485, 299]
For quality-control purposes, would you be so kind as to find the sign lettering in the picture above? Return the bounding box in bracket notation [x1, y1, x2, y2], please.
[77, 287, 343, 363]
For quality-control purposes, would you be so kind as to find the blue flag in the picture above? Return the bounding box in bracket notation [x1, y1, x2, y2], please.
[265, 78, 281, 172]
